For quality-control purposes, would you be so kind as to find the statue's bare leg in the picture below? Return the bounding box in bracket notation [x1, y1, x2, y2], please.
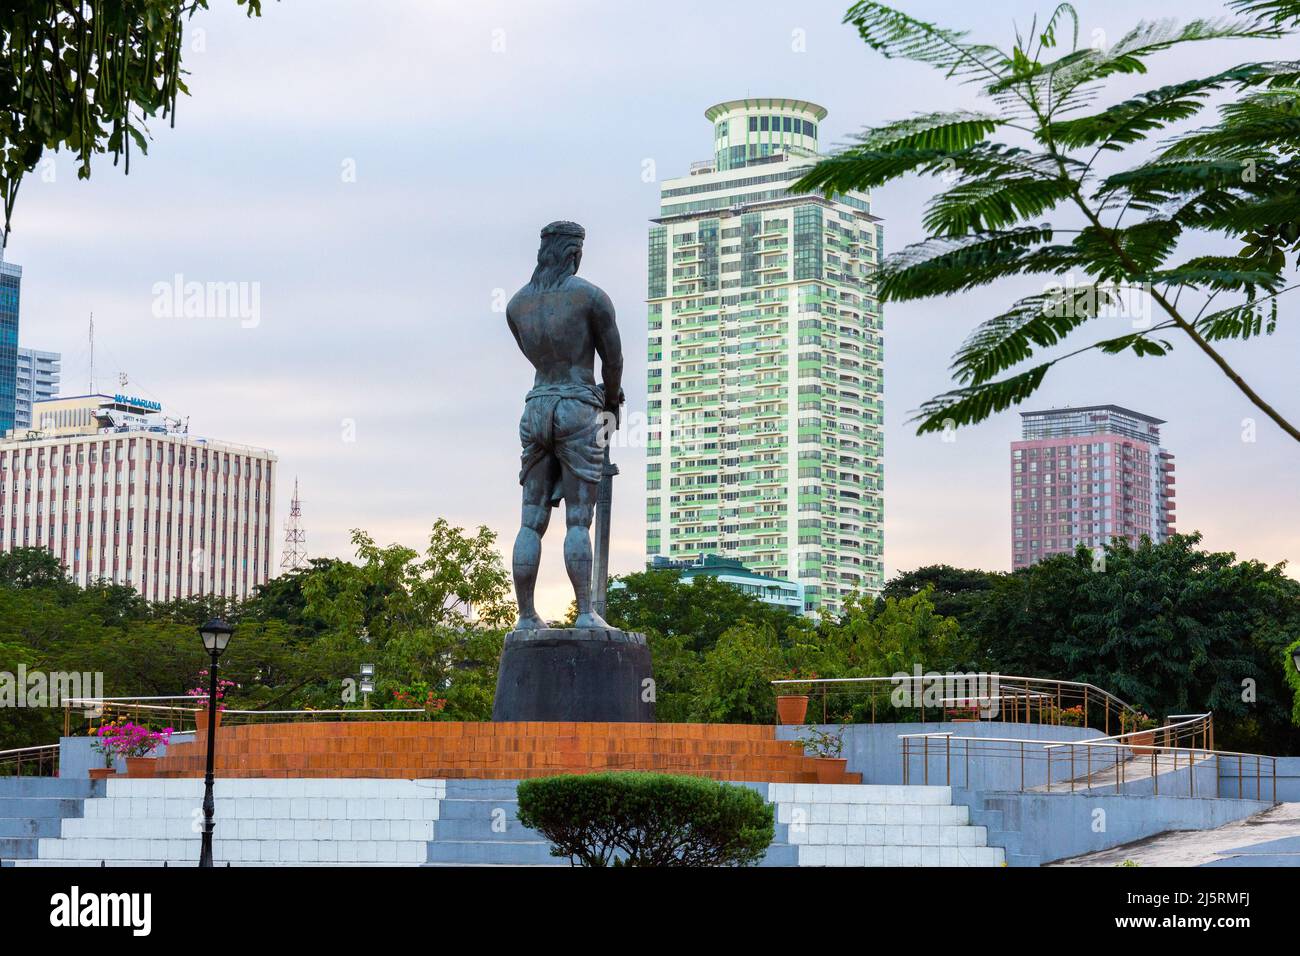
[512, 462, 555, 630]
[562, 469, 608, 629]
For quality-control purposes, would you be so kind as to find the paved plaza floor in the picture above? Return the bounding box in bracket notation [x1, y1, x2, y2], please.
[1050, 802, 1300, 867]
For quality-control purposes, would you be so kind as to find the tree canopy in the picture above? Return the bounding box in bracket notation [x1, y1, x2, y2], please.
[794, 0, 1300, 441]
[0, 0, 265, 244]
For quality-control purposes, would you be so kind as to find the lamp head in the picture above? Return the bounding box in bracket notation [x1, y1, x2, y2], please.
[199, 618, 234, 657]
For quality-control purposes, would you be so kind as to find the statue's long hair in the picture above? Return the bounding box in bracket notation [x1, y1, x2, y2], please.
[529, 225, 584, 291]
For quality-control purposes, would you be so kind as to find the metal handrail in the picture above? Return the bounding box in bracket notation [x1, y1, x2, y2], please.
[771, 673, 1137, 731]
[0, 743, 59, 777]
[61, 696, 441, 737]
[1042, 712, 1212, 748]
[898, 724, 1278, 803]
[0, 744, 61, 757]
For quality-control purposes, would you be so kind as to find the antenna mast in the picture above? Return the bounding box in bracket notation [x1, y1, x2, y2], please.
[280, 477, 308, 572]
[88, 312, 95, 393]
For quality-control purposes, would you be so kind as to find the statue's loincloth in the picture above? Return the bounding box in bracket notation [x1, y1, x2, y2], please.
[519, 382, 606, 507]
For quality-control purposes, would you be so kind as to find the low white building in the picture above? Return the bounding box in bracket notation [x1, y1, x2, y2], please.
[0, 393, 275, 601]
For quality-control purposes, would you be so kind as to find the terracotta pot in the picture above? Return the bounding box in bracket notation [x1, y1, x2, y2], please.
[125, 757, 156, 778]
[813, 757, 848, 784]
[88, 767, 116, 780]
[194, 709, 222, 734]
[1129, 730, 1156, 756]
[776, 695, 810, 725]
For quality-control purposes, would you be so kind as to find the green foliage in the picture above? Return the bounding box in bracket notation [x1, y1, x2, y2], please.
[0, 1, 266, 242]
[1285, 638, 1300, 726]
[606, 568, 798, 653]
[882, 564, 1001, 624]
[796, 726, 845, 758]
[796, 1, 1300, 442]
[515, 772, 774, 867]
[297, 519, 513, 720]
[966, 534, 1300, 753]
[691, 624, 787, 724]
[0, 519, 513, 745]
[0, 546, 75, 592]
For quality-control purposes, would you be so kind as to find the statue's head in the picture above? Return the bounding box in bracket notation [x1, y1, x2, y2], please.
[530, 220, 585, 291]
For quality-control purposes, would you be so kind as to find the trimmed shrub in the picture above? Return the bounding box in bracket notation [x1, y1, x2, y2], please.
[516, 771, 775, 867]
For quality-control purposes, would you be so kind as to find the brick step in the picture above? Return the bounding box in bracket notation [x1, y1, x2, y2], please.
[154, 755, 820, 772]
[154, 767, 824, 783]
[162, 739, 808, 757]
[140, 721, 851, 785]
[207, 721, 779, 741]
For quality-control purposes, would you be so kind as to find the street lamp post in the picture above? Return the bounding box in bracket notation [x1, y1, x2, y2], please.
[197, 618, 234, 868]
[360, 663, 375, 709]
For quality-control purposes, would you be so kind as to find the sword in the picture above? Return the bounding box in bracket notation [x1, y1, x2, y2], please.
[590, 404, 621, 620]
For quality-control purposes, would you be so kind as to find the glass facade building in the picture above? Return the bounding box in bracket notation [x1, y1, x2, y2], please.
[1011, 405, 1176, 568]
[0, 262, 20, 438]
[646, 99, 885, 616]
[14, 347, 60, 430]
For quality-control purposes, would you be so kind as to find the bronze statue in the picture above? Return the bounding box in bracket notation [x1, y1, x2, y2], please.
[507, 221, 623, 630]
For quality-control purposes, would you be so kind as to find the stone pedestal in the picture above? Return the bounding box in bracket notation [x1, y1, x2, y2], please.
[492, 627, 654, 723]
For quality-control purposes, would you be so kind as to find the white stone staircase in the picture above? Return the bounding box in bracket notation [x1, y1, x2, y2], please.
[13, 778, 443, 867]
[12, 778, 1004, 867]
[768, 783, 1005, 866]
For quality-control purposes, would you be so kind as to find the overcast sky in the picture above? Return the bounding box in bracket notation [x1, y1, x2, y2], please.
[7, 0, 1297, 617]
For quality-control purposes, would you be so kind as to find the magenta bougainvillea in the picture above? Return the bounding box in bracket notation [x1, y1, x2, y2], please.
[90, 721, 174, 765]
[187, 669, 239, 711]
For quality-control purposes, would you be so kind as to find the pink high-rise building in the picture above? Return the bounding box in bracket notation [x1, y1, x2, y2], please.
[1011, 405, 1175, 569]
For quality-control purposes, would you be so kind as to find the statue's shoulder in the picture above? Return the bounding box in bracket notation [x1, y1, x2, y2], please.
[564, 275, 601, 297]
[506, 284, 533, 315]
[567, 275, 612, 310]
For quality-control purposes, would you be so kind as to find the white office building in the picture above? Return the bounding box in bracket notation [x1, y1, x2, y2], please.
[0, 393, 276, 601]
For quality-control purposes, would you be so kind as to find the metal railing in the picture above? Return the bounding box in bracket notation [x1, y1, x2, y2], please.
[770, 674, 1136, 734]
[63, 696, 440, 737]
[899, 715, 1277, 803]
[0, 744, 59, 777]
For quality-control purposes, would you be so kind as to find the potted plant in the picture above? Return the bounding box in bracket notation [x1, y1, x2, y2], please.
[1056, 705, 1086, 728]
[117, 723, 174, 778]
[89, 723, 121, 780]
[188, 670, 238, 733]
[775, 668, 816, 725]
[1120, 711, 1160, 755]
[797, 726, 848, 784]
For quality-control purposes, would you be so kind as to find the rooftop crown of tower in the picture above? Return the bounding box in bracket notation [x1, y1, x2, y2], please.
[705, 98, 828, 172]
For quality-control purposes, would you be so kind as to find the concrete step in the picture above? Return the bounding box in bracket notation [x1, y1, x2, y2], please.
[0, 837, 40, 859]
[432, 818, 546, 842]
[437, 798, 520, 820]
[0, 778, 103, 799]
[0, 817, 64, 838]
[0, 798, 86, 818]
[759, 843, 800, 866]
[768, 784, 954, 805]
[425, 839, 562, 866]
[37, 836, 428, 864]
